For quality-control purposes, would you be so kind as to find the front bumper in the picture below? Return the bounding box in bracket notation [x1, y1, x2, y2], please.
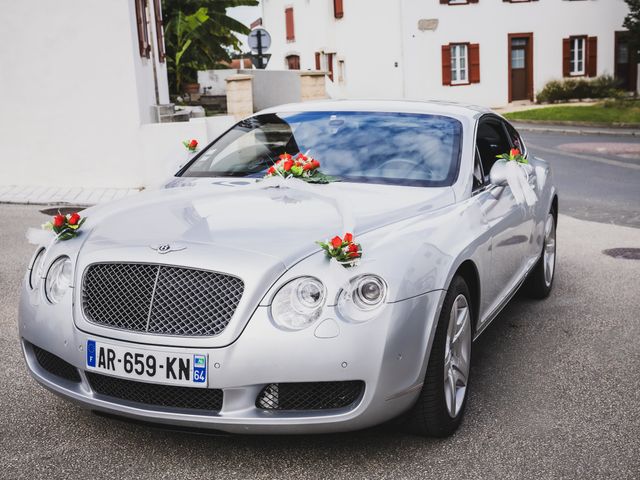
[19, 288, 444, 434]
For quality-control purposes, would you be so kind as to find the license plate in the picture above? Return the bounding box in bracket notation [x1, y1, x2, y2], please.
[86, 340, 207, 387]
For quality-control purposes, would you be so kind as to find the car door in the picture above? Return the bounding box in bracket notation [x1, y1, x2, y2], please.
[473, 116, 533, 321]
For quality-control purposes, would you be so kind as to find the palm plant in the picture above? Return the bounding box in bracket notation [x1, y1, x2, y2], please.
[162, 0, 259, 94]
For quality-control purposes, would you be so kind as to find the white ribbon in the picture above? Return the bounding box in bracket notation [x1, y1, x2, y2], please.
[505, 161, 537, 207]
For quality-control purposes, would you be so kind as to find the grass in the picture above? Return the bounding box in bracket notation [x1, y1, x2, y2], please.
[503, 100, 640, 125]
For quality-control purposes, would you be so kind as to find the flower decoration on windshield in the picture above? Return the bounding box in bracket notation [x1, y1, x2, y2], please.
[183, 139, 198, 152]
[317, 232, 362, 267]
[43, 212, 86, 241]
[265, 152, 336, 184]
[496, 148, 528, 164]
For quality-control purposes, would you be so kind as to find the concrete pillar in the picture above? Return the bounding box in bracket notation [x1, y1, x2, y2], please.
[299, 72, 328, 102]
[225, 74, 254, 119]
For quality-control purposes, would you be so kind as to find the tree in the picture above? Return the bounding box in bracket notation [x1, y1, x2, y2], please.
[623, 0, 640, 53]
[162, 0, 258, 94]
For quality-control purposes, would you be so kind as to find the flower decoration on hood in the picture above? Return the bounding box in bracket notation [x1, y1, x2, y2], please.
[265, 152, 336, 184]
[496, 148, 528, 164]
[317, 232, 362, 267]
[43, 211, 86, 241]
[183, 139, 198, 152]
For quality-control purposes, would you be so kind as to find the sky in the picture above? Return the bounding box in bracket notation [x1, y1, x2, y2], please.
[228, 4, 262, 50]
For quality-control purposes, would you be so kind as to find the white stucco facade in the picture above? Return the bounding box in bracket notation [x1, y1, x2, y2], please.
[0, 0, 234, 191]
[261, 0, 634, 107]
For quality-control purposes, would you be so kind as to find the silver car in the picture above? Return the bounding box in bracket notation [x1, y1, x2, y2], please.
[19, 100, 557, 437]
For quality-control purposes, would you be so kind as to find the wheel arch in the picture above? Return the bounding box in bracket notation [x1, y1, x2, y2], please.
[453, 260, 480, 334]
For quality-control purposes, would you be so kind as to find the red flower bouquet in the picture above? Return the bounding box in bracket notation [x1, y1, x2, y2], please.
[496, 148, 527, 164]
[43, 212, 86, 241]
[183, 139, 199, 152]
[317, 232, 362, 267]
[265, 152, 335, 183]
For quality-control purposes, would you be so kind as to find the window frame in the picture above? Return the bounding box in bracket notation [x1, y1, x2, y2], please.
[450, 43, 470, 85]
[569, 36, 587, 76]
[475, 114, 517, 183]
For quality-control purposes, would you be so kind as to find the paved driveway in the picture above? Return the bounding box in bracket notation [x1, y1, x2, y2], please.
[1, 203, 639, 479]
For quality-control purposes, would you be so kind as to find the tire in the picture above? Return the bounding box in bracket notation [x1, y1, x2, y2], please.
[405, 275, 473, 437]
[524, 208, 557, 299]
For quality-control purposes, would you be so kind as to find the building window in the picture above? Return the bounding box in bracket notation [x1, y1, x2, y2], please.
[570, 37, 585, 75]
[338, 60, 346, 83]
[442, 43, 480, 86]
[285, 7, 295, 41]
[334, 0, 344, 18]
[286, 54, 300, 70]
[450, 44, 468, 84]
[134, 0, 151, 59]
[563, 36, 597, 78]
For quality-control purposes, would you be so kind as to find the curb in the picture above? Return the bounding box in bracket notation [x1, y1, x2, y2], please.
[511, 122, 640, 137]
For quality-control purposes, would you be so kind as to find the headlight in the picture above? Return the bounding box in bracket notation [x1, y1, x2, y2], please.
[271, 277, 326, 330]
[45, 256, 72, 303]
[29, 248, 46, 289]
[337, 274, 387, 323]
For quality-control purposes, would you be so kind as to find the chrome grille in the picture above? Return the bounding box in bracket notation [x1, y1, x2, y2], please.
[82, 263, 244, 336]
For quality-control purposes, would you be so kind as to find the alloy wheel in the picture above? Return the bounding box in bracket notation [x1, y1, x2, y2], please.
[443, 294, 471, 418]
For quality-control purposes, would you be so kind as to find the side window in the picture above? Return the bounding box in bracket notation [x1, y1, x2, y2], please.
[475, 119, 511, 179]
[504, 122, 526, 156]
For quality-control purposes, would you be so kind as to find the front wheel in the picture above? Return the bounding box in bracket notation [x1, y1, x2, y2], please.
[405, 275, 472, 437]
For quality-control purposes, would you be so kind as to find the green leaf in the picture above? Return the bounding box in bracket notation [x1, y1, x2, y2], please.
[303, 171, 339, 184]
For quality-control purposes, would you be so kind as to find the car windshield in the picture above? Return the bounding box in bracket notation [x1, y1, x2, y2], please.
[180, 111, 463, 186]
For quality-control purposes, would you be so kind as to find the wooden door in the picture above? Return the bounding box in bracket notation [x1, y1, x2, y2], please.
[509, 34, 533, 102]
[615, 32, 637, 91]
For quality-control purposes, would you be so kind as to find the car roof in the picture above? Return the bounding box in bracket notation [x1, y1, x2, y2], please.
[256, 99, 493, 120]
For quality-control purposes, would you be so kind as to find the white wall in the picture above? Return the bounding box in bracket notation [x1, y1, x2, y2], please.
[262, 0, 631, 107]
[141, 116, 236, 187]
[0, 0, 172, 190]
[198, 69, 239, 95]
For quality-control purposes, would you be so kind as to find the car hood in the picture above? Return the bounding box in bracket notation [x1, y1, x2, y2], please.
[80, 178, 455, 268]
[71, 178, 455, 347]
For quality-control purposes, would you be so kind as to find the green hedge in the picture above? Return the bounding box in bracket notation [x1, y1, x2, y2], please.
[536, 76, 625, 104]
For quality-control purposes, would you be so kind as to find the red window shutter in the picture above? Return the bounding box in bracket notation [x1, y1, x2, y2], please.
[587, 36, 598, 77]
[327, 53, 334, 81]
[334, 0, 344, 19]
[562, 38, 570, 77]
[469, 43, 480, 83]
[153, 0, 165, 62]
[442, 45, 452, 85]
[285, 7, 294, 41]
[315, 52, 321, 70]
[134, 0, 150, 58]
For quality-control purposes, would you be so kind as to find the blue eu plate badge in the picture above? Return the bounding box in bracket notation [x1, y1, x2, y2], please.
[193, 354, 207, 384]
[87, 339, 96, 367]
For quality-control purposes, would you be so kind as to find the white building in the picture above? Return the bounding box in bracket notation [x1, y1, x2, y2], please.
[0, 0, 233, 194]
[261, 0, 637, 107]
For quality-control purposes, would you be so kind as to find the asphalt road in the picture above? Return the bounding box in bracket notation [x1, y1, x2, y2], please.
[1, 131, 640, 479]
[522, 131, 640, 228]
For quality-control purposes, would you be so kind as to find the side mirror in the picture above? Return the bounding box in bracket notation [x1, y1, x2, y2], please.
[489, 160, 509, 187]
